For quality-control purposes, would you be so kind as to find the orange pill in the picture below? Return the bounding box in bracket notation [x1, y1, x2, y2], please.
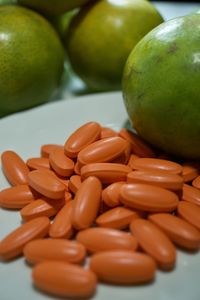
[182, 184, 200, 206]
[40, 144, 63, 158]
[120, 183, 178, 212]
[81, 163, 131, 184]
[182, 162, 199, 182]
[71, 176, 102, 230]
[100, 127, 118, 139]
[26, 157, 50, 170]
[74, 161, 82, 175]
[90, 250, 156, 284]
[76, 227, 138, 253]
[96, 206, 140, 230]
[177, 201, 200, 230]
[49, 201, 74, 239]
[32, 261, 97, 298]
[131, 158, 183, 175]
[0, 216, 50, 260]
[20, 198, 64, 222]
[127, 170, 183, 191]
[24, 239, 86, 265]
[49, 147, 74, 177]
[1, 150, 29, 186]
[0, 185, 35, 209]
[102, 182, 125, 207]
[77, 136, 130, 166]
[127, 154, 140, 169]
[28, 169, 65, 200]
[68, 175, 82, 194]
[64, 121, 101, 158]
[192, 175, 200, 189]
[119, 128, 156, 158]
[130, 219, 176, 270]
[149, 213, 200, 250]
[64, 191, 72, 203]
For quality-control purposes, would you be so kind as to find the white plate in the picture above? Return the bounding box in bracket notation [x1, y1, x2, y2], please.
[0, 92, 200, 300]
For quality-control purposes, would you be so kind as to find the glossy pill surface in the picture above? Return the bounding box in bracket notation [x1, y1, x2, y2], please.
[49, 147, 74, 177]
[130, 219, 176, 270]
[68, 175, 82, 194]
[28, 169, 65, 199]
[178, 201, 200, 230]
[32, 261, 97, 298]
[182, 184, 200, 206]
[0, 216, 50, 260]
[24, 239, 86, 264]
[64, 122, 101, 158]
[149, 213, 200, 250]
[120, 183, 178, 212]
[76, 227, 138, 253]
[102, 182, 125, 207]
[90, 250, 156, 284]
[81, 163, 131, 184]
[26, 157, 50, 170]
[1, 150, 29, 185]
[41, 144, 63, 158]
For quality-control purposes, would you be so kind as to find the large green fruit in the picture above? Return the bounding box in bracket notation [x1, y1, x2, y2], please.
[123, 13, 200, 160]
[0, 6, 64, 117]
[66, 0, 163, 91]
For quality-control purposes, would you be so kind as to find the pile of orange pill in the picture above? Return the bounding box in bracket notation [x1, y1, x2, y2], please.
[1, 121, 200, 298]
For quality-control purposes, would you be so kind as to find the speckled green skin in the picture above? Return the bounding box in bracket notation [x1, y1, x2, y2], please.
[0, 6, 64, 117]
[66, 0, 163, 91]
[18, 0, 90, 16]
[123, 14, 200, 159]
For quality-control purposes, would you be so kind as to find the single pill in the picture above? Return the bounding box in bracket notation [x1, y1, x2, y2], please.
[127, 170, 183, 191]
[68, 175, 82, 194]
[100, 127, 118, 139]
[26, 157, 50, 170]
[127, 154, 140, 169]
[119, 128, 156, 158]
[90, 250, 156, 284]
[49, 201, 74, 239]
[49, 147, 74, 177]
[102, 182, 125, 207]
[0, 185, 35, 209]
[96, 206, 140, 230]
[177, 201, 200, 230]
[77, 136, 130, 166]
[40, 144, 63, 158]
[182, 184, 200, 206]
[182, 162, 199, 182]
[120, 183, 178, 212]
[76, 227, 138, 253]
[20, 198, 64, 222]
[24, 239, 86, 265]
[64, 122, 101, 158]
[0, 216, 50, 260]
[28, 169, 65, 200]
[1, 150, 29, 186]
[192, 175, 200, 189]
[32, 261, 97, 298]
[148, 213, 200, 250]
[81, 163, 132, 184]
[130, 219, 176, 270]
[71, 176, 102, 230]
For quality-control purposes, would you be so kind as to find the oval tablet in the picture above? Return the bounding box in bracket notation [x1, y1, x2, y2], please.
[182, 184, 200, 206]
[71, 176, 102, 230]
[24, 239, 86, 265]
[182, 162, 199, 182]
[32, 261, 97, 298]
[90, 250, 156, 284]
[1, 150, 29, 186]
[149, 213, 200, 250]
[127, 170, 183, 191]
[81, 163, 131, 184]
[177, 201, 200, 230]
[102, 182, 125, 207]
[100, 127, 118, 139]
[0, 185, 35, 209]
[130, 219, 176, 270]
[28, 169, 65, 200]
[192, 175, 200, 189]
[0, 216, 50, 260]
[131, 158, 183, 175]
[76, 227, 138, 253]
[64, 122, 101, 158]
[26, 157, 50, 170]
[49, 147, 74, 177]
[68, 175, 82, 194]
[40, 144, 63, 158]
[120, 183, 178, 212]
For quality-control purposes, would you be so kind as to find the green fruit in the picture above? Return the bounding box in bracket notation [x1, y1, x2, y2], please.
[66, 0, 163, 91]
[0, 6, 64, 117]
[17, 0, 90, 16]
[123, 14, 200, 160]
[0, 0, 16, 4]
